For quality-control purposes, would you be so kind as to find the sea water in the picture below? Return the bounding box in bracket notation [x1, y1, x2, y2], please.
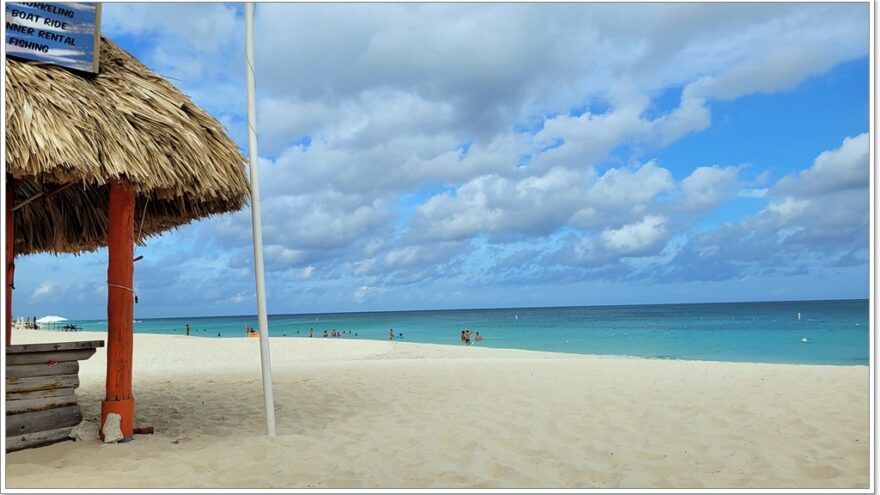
[62, 299, 868, 365]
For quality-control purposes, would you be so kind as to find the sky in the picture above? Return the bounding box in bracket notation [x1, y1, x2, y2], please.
[11, 2, 871, 320]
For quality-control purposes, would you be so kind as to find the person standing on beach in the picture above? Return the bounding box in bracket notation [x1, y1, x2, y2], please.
[389, 328, 394, 340]
[185, 324, 190, 336]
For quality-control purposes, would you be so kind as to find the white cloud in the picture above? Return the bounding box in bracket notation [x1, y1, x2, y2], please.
[570, 161, 676, 229]
[412, 167, 588, 240]
[284, 266, 316, 281]
[680, 165, 740, 212]
[227, 291, 252, 305]
[353, 285, 386, 303]
[681, 5, 866, 101]
[775, 133, 869, 196]
[739, 188, 768, 199]
[586, 161, 675, 208]
[663, 133, 869, 282]
[744, 133, 870, 242]
[103, 4, 239, 53]
[567, 214, 672, 267]
[764, 197, 810, 221]
[264, 245, 307, 268]
[601, 215, 669, 256]
[30, 282, 54, 299]
[410, 159, 682, 243]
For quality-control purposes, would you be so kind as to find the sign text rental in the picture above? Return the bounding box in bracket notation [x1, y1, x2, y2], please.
[6, 2, 102, 73]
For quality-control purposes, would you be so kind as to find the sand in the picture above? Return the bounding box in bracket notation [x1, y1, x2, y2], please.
[3, 329, 870, 489]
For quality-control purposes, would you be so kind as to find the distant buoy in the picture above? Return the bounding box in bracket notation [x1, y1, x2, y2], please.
[801, 337, 808, 344]
[515, 314, 518, 320]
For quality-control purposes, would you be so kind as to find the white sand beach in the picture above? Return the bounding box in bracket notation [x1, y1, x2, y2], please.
[4, 329, 869, 489]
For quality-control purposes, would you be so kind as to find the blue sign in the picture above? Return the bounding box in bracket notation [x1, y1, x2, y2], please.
[5, 2, 102, 73]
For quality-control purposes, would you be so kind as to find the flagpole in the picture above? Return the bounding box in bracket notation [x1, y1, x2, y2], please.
[245, 2, 276, 437]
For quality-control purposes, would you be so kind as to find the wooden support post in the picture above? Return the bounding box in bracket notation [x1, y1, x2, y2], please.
[6, 179, 14, 346]
[101, 181, 135, 440]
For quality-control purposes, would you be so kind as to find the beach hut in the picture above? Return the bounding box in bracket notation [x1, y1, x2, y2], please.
[5, 36, 250, 440]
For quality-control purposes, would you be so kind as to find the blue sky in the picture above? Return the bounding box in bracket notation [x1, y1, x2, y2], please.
[12, 3, 870, 320]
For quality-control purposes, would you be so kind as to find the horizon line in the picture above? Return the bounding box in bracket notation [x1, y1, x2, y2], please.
[46, 296, 869, 322]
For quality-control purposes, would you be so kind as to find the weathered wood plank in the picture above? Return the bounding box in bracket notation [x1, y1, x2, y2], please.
[6, 426, 75, 453]
[6, 405, 82, 436]
[6, 361, 78, 378]
[5, 387, 76, 401]
[6, 395, 78, 414]
[6, 374, 79, 393]
[6, 349, 96, 365]
[6, 341, 104, 354]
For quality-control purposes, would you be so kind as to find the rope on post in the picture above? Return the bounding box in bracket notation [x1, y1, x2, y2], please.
[107, 283, 138, 304]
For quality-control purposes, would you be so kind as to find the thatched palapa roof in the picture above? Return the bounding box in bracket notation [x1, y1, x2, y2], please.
[5, 36, 249, 255]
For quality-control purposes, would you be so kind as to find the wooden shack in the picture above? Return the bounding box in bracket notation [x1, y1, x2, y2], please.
[6, 340, 104, 452]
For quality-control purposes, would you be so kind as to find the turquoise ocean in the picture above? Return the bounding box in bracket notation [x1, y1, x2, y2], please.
[60, 299, 868, 365]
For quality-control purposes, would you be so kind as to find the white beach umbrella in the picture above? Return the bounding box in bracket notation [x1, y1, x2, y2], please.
[35, 315, 68, 324]
[36, 315, 68, 329]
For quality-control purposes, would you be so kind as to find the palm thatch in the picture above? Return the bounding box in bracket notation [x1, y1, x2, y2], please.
[5, 37, 249, 255]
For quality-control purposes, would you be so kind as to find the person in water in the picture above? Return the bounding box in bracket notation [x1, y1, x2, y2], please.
[185, 324, 190, 336]
[389, 328, 394, 340]
[309, 328, 314, 338]
[475, 332, 483, 342]
[323, 330, 328, 337]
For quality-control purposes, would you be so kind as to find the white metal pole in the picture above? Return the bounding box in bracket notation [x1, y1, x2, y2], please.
[245, 2, 276, 438]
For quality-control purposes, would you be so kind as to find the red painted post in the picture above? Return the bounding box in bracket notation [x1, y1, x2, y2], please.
[5, 179, 14, 346]
[101, 181, 135, 440]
